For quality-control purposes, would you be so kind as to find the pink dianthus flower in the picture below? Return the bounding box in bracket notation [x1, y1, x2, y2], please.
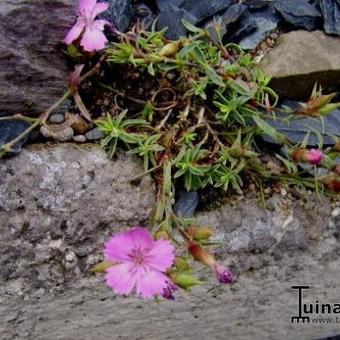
[104, 227, 175, 299]
[64, 0, 111, 52]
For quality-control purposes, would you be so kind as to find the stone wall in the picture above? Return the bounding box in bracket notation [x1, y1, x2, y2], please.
[0, 0, 76, 115]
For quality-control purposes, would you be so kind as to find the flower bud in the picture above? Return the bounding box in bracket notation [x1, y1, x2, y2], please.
[174, 257, 191, 271]
[154, 230, 170, 240]
[69, 64, 84, 94]
[188, 242, 215, 267]
[213, 263, 236, 284]
[90, 260, 115, 273]
[292, 148, 324, 165]
[189, 226, 214, 241]
[160, 42, 180, 57]
[170, 272, 203, 289]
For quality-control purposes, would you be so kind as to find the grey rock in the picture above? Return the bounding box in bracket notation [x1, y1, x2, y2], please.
[260, 30, 340, 99]
[0, 192, 339, 340]
[264, 108, 340, 146]
[0, 144, 155, 294]
[156, 0, 184, 11]
[49, 113, 65, 124]
[40, 125, 74, 142]
[274, 0, 321, 31]
[73, 135, 87, 143]
[181, 0, 232, 23]
[101, 0, 132, 32]
[0, 119, 31, 154]
[174, 191, 199, 218]
[319, 0, 340, 35]
[157, 5, 197, 40]
[85, 127, 105, 140]
[0, 0, 76, 115]
[239, 17, 278, 50]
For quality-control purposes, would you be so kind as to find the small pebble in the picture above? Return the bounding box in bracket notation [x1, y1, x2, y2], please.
[49, 113, 65, 124]
[85, 127, 104, 141]
[280, 188, 287, 197]
[331, 208, 340, 219]
[73, 135, 86, 143]
[65, 252, 76, 262]
[269, 32, 278, 40]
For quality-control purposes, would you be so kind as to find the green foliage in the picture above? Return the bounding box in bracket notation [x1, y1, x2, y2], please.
[96, 22, 336, 231]
[96, 110, 148, 158]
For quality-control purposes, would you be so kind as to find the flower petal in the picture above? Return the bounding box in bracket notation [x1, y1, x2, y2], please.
[136, 269, 168, 299]
[64, 19, 85, 44]
[129, 227, 154, 251]
[81, 27, 108, 51]
[105, 263, 137, 295]
[104, 230, 136, 262]
[93, 19, 111, 31]
[145, 239, 175, 272]
[79, 0, 97, 17]
[91, 2, 109, 18]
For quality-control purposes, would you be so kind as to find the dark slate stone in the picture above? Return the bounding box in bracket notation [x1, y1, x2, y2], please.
[101, 0, 132, 32]
[157, 5, 197, 40]
[224, 10, 257, 44]
[0, 119, 31, 154]
[319, 0, 340, 35]
[274, 0, 321, 31]
[242, 0, 272, 10]
[238, 6, 280, 50]
[224, 4, 280, 47]
[264, 107, 340, 146]
[222, 3, 248, 26]
[174, 191, 199, 218]
[131, 3, 156, 29]
[155, 0, 184, 11]
[181, 0, 232, 23]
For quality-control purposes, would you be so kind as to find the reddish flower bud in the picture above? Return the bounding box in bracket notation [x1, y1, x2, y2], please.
[292, 148, 324, 165]
[188, 242, 215, 267]
[213, 263, 236, 284]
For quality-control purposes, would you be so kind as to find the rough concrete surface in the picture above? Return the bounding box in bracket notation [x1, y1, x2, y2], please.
[0, 144, 339, 339]
[260, 30, 340, 99]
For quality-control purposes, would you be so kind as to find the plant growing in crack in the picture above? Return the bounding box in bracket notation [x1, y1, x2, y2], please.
[1, 0, 339, 300]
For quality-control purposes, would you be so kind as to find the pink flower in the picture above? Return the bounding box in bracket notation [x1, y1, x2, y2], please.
[104, 227, 175, 299]
[306, 149, 324, 165]
[213, 263, 236, 284]
[64, 0, 110, 52]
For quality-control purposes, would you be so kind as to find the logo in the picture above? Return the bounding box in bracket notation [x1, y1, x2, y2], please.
[291, 286, 340, 324]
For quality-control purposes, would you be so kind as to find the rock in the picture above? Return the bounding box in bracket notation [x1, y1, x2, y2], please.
[0, 119, 31, 154]
[238, 7, 280, 50]
[85, 127, 105, 140]
[260, 30, 340, 99]
[131, 3, 156, 29]
[274, 0, 321, 31]
[157, 5, 197, 40]
[73, 135, 87, 143]
[0, 0, 76, 115]
[1, 193, 339, 340]
[319, 0, 340, 35]
[156, 0, 184, 12]
[181, 0, 232, 23]
[0, 144, 155, 295]
[264, 107, 340, 146]
[174, 191, 199, 218]
[40, 124, 74, 142]
[49, 113, 65, 124]
[101, 0, 132, 32]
